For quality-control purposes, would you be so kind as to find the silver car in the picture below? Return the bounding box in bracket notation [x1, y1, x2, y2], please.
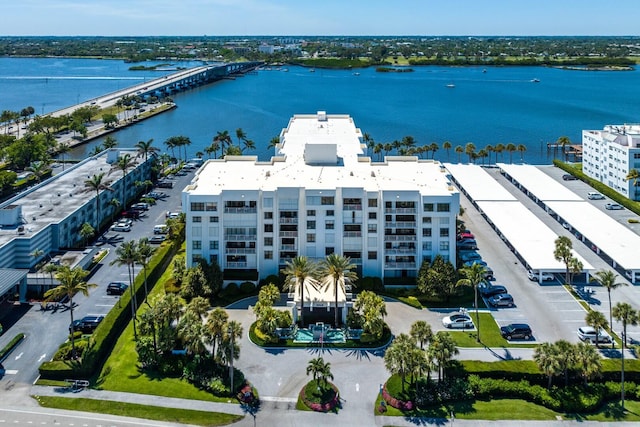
[442, 313, 474, 329]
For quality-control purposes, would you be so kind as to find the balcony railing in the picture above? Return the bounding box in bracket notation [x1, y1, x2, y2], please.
[223, 207, 257, 214]
[279, 218, 298, 224]
[384, 262, 416, 269]
[224, 234, 257, 241]
[384, 235, 417, 241]
[385, 208, 417, 214]
[343, 231, 362, 238]
[279, 231, 298, 237]
[385, 248, 417, 254]
[227, 262, 248, 268]
[384, 222, 417, 228]
[225, 248, 256, 254]
[279, 244, 296, 251]
[343, 204, 362, 211]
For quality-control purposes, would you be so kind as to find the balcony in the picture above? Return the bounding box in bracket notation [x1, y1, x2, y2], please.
[224, 234, 257, 241]
[227, 262, 248, 268]
[279, 231, 298, 237]
[343, 231, 362, 238]
[279, 217, 298, 224]
[279, 244, 297, 251]
[384, 262, 416, 269]
[384, 235, 417, 241]
[225, 248, 256, 254]
[384, 222, 417, 228]
[385, 247, 417, 254]
[224, 207, 257, 214]
[343, 204, 362, 211]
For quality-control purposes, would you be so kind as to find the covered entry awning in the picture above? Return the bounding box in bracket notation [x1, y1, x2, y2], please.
[0, 268, 29, 300]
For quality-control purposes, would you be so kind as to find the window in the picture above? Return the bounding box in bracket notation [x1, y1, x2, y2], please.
[368, 212, 377, 220]
[193, 216, 202, 223]
[264, 250, 273, 260]
[440, 228, 449, 237]
[264, 224, 273, 233]
[422, 216, 432, 224]
[325, 247, 334, 256]
[422, 228, 432, 237]
[209, 241, 219, 250]
[422, 242, 432, 251]
[368, 198, 378, 207]
[307, 210, 316, 217]
[325, 220, 334, 230]
[321, 196, 334, 205]
[264, 211, 273, 219]
[192, 240, 202, 250]
[437, 203, 450, 212]
[368, 224, 377, 233]
[264, 237, 273, 246]
[205, 202, 217, 211]
[307, 220, 316, 230]
[326, 209, 334, 216]
[209, 216, 219, 223]
[263, 198, 273, 208]
[368, 251, 377, 260]
[439, 241, 449, 251]
[307, 233, 316, 243]
[423, 203, 434, 212]
[190, 202, 204, 211]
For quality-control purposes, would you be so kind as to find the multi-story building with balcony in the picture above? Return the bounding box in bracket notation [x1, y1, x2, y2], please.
[582, 124, 640, 200]
[182, 112, 460, 284]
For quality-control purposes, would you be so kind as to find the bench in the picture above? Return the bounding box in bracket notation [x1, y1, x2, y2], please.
[65, 379, 89, 391]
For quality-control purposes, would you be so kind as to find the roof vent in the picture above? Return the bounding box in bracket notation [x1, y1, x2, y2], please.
[266, 171, 270, 177]
[371, 171, 376, 177]
[317, 111, 327, 121]
[350, 171, 354, 176]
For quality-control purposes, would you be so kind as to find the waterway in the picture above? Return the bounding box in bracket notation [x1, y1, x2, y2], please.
[2, 57, 640, 164]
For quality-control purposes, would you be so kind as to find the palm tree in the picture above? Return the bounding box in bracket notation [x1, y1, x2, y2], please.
[573, 342, 601, 386]
[410, 320, 433, 350]
[319, 253, 358, 327]
[84, 173, 114, 229]
[454, 145, 463, 163]
[267, 136, 280, 151]
[484, 144, 494, 164]
[625, 168, 639, 201]
[135, 138, 159, 162]
[517, 144, 527, 163]
[533, 342, 561, 388]
[306, 356, 326, 384]
[591, 269, 627, 332]
[456, 263, 487, 342]
[442, 141, 452, 161]
[585, 310, 609, 348]
[56, 142, 71, 171]
[103, 135, 118, 149]
[464, 142, 476, 163]
[177, 311, 206, 355]
[136, 238, 156, 304]
[214, 130, 232, 155]
[505, 143, 516, 163]
[108, 197, 121, 223]
[112, 154, 136, 205]
[363, 132, 374, 151]
[205, 307, 229, 361]
[557, 136, 571, 160]
[428, 331, 458, 382]
[89, 144, 104, 157]
[281, 256, 318, 327]
[494, 143, 505, 162]
[28, 160, 50, 184]
[79, 222, 95, 247]
[235, 128, 247, 148]
[110, 240, 139, 340]
[44, 266, 95, 358]
[44, 262, 58, 287]
[30, 248, 45, 288]
[224, 320, 243, 393]
[554, 340, 575, 386]
[553, 236, 573, 285]
[568, 257, 583, 286]
[613, 302, 637, 409]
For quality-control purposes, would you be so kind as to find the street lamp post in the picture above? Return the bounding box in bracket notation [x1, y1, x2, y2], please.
[229, 325, 234, 396]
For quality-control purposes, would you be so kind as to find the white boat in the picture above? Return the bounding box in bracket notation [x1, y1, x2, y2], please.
[353, 72, 360, 76]
[531, 78, 540, 83]
[446, 83, 455, 88]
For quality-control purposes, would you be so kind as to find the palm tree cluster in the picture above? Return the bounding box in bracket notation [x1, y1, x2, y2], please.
[455, 141, 527, 164]
[365, 133, 440, 161]
[281, 254, 357, 328]
[163, 135, 191, 162]
[205, 128, 256, 159]
[306, 356, 334, 388]
[384, 322, 457, 393]
[533, 340, 601, 388]
[253, 283, 291, 337]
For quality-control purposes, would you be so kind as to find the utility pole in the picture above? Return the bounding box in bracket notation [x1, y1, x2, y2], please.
[229, 325, 234, 395]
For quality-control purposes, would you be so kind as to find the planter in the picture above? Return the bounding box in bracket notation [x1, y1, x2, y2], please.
[299, 381, 340, 412]
[382, 382, 414, 411]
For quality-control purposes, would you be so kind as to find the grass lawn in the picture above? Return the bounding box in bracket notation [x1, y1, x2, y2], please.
[448, 312, 538, 348]
[34, 396, 242, 426]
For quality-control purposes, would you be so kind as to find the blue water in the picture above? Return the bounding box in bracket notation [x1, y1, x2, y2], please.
[2, 58, 639, 164]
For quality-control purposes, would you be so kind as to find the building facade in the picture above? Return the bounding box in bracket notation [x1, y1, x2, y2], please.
[582, 125, 640, 200]
[183, 112, 460, 283]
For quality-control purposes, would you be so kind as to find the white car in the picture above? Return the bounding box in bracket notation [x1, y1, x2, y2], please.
[527, 270, 554, 282]
[442, 313, 474, 329]
[110, 223, 131, 232]
[577, 326, 612, 344]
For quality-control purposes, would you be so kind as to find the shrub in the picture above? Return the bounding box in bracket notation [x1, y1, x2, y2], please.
[258, 275, 280, 289]
[240, 281, 256, 294]
[223, 282, 239, 296]
[398, 296, 422, 309]
[629, 218, 639, 224]
[356, 276, 384, 292]
[53, 339, 89, 361]
[0, 333, 24, 360]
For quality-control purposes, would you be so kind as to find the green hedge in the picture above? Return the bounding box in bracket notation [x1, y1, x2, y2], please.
[39, 241, 179, 380]
[0, 333, 25, 361]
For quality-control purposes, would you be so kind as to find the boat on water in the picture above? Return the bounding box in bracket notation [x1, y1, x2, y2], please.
[531, 78, 540, 83]
[446, 83, 455, 88]
[353, 72, 360, 76]
[309, 68, 315, 73]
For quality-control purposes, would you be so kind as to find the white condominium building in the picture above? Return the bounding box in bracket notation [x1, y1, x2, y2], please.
[582, 124, 640, 200]
[182, 112, 460, 283]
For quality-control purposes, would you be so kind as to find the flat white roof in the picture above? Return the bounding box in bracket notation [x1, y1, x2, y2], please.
[498, 164, 583, 201]
[477, 201, 592, 272]
[445, 164, 517, 201]
[187, 114, 456, 197]
[546, 201, 640, 271]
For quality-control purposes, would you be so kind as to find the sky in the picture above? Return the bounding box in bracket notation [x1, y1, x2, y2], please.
[3, 0, 640, 37]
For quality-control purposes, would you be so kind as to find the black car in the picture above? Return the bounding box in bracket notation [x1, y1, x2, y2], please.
[500, 323, 532, 340]
[69, 315, 104, 334]
[479, 284, 508, 297]
[562, 174, 577, 181]
[107, 282, 128, 295]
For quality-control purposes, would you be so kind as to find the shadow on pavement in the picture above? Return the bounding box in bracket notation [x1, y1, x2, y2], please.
[0, 302, 32, 331]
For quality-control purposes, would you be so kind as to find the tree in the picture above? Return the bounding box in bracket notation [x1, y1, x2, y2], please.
[557, 136, 571, 160]
[281, 256, 318, 327]
[585, 310, 609, 348]
[625, 168, 639, 201]
[568, 257, 583, 286]
[352, 290, 387, 338]
[517, 144, 527, 162]
[135, 138, 159, 162]
[84, 173, 113, 229]
[454, 145, 463, 163]
[307, 356, 334, 388]
[205, 308, 229, 361]
[428, 331, 458, 382]
[110, 240, 139, 340]
[553, 236, 573, 285]
[494, 143, 505, 162]
[573, 342, 601, 386]
[79, 222, 95, 247]
[554, 340, 575, 386]
[417, 255, 457, 300]
[505, 143, 516, 163]
[103, 135, 118, 149]
[223, 320, 243, 393]
[177, 311, 206, 355]
[136, 238, 156, 304]
[591, 269, 627, 333]
[442, 141, 452, 161]
[319, 253, 358, 327]
[181, 264, 213, 301]
[613, 302, 637, 410]
[267, 136, 280, 151]
[112, 153, 136, 205]
[410, 320, 433, 350]
[27, 160, 50, 183]
[533, 342, 561, 388]
[464, 142, 476, 163]
[456, 263, 487, 342]
[384, 334, 416, 392]
[56, 142, 71, 171]
[108, 197, 121, 223]
[44, 266, 95, 358]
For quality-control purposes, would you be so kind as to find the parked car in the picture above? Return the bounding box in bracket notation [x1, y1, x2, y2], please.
[500, 323, 532, 340]
[107, 282, 128, 295]
[459, 251, 482, 262]
[120, 210, 140, 219]
[456, 239, 478, 250]
[117, 218, 133, 226]
[110, 223, 131, 232]
[166, 211, 181, 219]
[131, 202, 149, 211]
[562, 174, 577, 181]
[605, 203, 624, 210]
[527, 270, 554, 282]
[479, 283, 508, 297]
[157, 180, 174, 189]
[457, 232, 475, 241]
[488, 293, 514, 307]
[148, 191, 166, 199]
[577, 326, 612, 344]
[587, 192, 605, 200]
[153, 224, 168, 234]
[69, 315, 104, 333]
[149, 235, 167, 244]
[463, 260, 488, 268]
[442, 313, 474, 329]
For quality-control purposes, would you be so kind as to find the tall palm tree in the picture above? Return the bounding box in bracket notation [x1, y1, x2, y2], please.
[281, 256, 318, 327]
[517, 144, 527, 163]
[113, 154, 136, 205]
[103, 135, 118, 149]
[136, 238, 156, 305]
[79, 222, 95, 247]
[428, 331, 458, 383]
[410, 320, 433, 350]
[44, 266, 95, 358]
[625, 168, 639, 201]
[585, 310, 609, 348]
[384, 334, 416, 392]
[454, 145, 463, 163]
[591, 269, 627, 332]
[267, 136, 280, 151]
[214, 130, 232, 154]
[442, 141, 452, 161]
[553, 236, 573, 285]
[205, 307, 229, 361]
[464, 142, 476, 163]
[56, 142, 71, 171]
[108, 197, 121, 223]
[135, 138, 159, 162]
[557, 136, 571, 160]
[494, 143, 505, 162]
[84, 173, 114, 229]
[224, 320, 243, 393]
[319, 253, 358, 327]
[177, 311, 206, 355]
[505, 143, 517, 163]
[111, 240, 139, 340]
[307, 356, 333, 387]
[242, 139, 256, 153]
[28, 160, 50, 184]
[456, 263, 487, 342]
[30, 248, 45, 288]
[533, 342, 561, 389]
[235, 128, 247, 148]
[573, 342, 601, 386]
[613, 302, 637, 410]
